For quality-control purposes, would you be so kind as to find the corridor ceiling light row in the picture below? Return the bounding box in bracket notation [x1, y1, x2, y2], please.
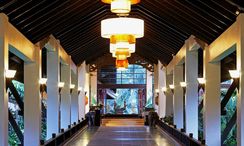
[101, 0, 144, 69]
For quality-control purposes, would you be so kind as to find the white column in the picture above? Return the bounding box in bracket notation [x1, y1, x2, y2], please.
[24, 45, 41, 146]
[185, 46, 198, 139]
[60, 62, 71, 129]
[236, 14, 244, 146]
[46, 50, 60, 138]
[158, 64, 167, 118]
[85, 72, 90, 113]
[71, 71, 78, 124]
[0, 13, 9, 146]
[78, 62, 86, 120]
[165, 74, 173, 116]
[146, 70, 153, 106]
[173, 65, 184, 129]
[90, 71, 97, 106]
[203, 47, 221, 146]
[154, 64, 159, 112]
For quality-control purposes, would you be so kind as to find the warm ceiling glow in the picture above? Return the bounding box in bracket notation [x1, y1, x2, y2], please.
[197, 78, 206, 84]
[169, 84, 174, 89]
[58, 82, 65, 88]
[70, 84, 75, 89]
[180, 82, 187, 87]
[101, 17, 144, 38]
[39, 78, 47, 85]
[229, 70, 240, 78]
[5, 69, 16, 78]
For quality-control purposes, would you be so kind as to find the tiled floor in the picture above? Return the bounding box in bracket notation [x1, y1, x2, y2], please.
[65, 126, 180, 146]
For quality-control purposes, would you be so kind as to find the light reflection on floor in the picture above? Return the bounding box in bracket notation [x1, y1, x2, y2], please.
[65, 126, 180, 146]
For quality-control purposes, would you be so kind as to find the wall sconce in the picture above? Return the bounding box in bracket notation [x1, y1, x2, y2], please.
[78, 87, 82, 95]
[229, 70, 240, 79]
[162, 87, 167, 94]
[180, 82, 186, 93]
[58, 82, 65, 93]
[197, 78, 206, 85]
[39, 78, 47, 98]
[70, 84, 75, 93]
[155, 89, 159, 93]
[169, 84, 174, 93]
[6, 69, 16, 79]
[197, 77, 206, 91]
[5, 69, 17, 91]
[229, 70, 240, 90]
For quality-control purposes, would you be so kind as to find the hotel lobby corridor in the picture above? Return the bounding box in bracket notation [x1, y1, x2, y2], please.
[65, 119, 179, 146]
[1, 1, 244, 146]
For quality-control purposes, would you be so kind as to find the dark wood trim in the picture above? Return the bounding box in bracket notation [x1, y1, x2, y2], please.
[221, 79, 239, 113]
[8, 109, 24, 145]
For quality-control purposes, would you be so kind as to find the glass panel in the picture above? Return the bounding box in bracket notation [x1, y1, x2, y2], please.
[134, 79, 146, 84]
[122, 73, 133, 78]
[134, 69, 146, 73]
[122, 79, 134, 84]
[134, 73, 146, 78]
[116, 73, 121, 78]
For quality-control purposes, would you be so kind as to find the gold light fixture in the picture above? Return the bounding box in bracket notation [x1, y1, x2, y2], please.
[110, 42, 136, 54]
[116, 59, 129, 69]
[101, 0, 143, 68]
[102, 0, 141, 14]
[101, 18, 144, 39]
[112, 48, 131, 59]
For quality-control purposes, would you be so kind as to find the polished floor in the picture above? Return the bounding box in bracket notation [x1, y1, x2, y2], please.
[65, 126, 180, 146]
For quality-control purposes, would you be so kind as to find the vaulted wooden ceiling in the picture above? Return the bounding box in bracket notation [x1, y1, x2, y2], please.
[0, 0, 242, 65]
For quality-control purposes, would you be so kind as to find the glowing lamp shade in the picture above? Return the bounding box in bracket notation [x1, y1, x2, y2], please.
[5, 69, 16, 78]
[116, 59, 129, 69]
[70, 84, 75, 89]
[112, 49, 131, 60]
[110, 42, 135, 54]
[39, 78, 47, 85]
[162, 87, 167, 92]
[110, 35, 135, 44]
[229, 70, 240, 78]
[102, 0, 140, 14]
[58, 82, 65, 88]
[197, 78, 206, 84]
[111, 0, 131, 14]
[180, 82, 187, 87]
[169, 84, 174, 89]
[101, 17, 144, 38]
